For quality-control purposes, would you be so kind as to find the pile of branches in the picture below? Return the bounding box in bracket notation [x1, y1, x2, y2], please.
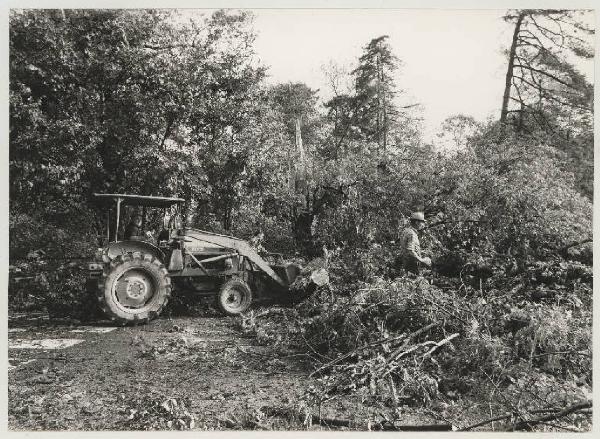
[310, 322, 459, 405]
[241, 269, 592, 431]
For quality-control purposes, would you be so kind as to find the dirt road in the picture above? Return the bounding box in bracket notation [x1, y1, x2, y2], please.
[9, 310, 429, 431]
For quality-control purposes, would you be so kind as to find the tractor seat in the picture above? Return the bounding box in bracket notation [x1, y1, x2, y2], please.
[157, 229, 170, 242]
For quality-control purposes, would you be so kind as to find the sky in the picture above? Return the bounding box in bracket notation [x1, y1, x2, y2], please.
[250, 9, 594, 142]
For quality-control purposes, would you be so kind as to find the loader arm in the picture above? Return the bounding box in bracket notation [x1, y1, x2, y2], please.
[183, 229, 287, 287]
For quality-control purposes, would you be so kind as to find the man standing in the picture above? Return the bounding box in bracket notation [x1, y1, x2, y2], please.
[399, 212, 431, 274]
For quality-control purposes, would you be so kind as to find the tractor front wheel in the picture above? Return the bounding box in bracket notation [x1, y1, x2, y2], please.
[98, 252, 171, 325]
[217, 278, 252, 316]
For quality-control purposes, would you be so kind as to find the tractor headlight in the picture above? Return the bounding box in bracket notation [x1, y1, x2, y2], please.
[88, 262, 103, 271]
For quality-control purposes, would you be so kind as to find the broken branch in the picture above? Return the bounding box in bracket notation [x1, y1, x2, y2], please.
[506, 400, 592, 431]
[422, 333, 460, 358]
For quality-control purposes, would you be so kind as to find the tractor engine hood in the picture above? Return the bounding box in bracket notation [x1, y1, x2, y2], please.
[103, 240, 165, 263]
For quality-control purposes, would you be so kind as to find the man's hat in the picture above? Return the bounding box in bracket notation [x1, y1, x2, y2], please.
[410, 212, 425, 222]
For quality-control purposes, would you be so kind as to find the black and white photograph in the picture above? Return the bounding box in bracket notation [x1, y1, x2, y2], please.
[5, 2, 595, 433]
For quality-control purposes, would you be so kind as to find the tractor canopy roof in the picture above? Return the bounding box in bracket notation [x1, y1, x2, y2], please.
[94, 193, 185, 208]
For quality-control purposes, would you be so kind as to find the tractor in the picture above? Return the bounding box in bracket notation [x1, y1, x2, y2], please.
[86, 193, 323, 325]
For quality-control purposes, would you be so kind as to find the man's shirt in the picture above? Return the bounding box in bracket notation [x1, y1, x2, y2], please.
[399, 226, 421, 261]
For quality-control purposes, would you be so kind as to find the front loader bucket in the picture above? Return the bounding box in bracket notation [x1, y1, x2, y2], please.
[271, 263, 302, 287]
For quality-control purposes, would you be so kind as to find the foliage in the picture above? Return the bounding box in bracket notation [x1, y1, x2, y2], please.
[10, 9, 266, 254]
[119, 393, 196, 430]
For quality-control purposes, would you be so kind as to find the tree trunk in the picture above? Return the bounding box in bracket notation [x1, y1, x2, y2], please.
[291, 115, 316, 253]
[294, 117, 307, 203]
[292, 210, 315, 255]
[376, 52, 383, 149]
[160, 115, 176, 149]
[222, 205, 232, 231]
[500, 12, 525, 125]
[295, 117, 305, 164]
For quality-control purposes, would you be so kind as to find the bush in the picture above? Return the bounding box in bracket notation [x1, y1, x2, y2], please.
[10, 211, 97, 262]
[43, 263, 101, 320]
[511, 304, 591, 379]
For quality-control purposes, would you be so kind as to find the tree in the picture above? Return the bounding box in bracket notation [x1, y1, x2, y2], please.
[501, 10, 593, 129]
[262, 82, 335, 252]
[10, 10, 174, 222]
[435, 115, 481, 153]
[9, 8, 267, 255]
[325, 35, 409, 151]
[352, 35, 400, 149]
[500, 10, 593, 133]
[500, 9, 594, 197]
[179, 10, 267, 230]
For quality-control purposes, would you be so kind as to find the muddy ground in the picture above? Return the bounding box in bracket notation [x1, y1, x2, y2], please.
[8, 308, 437, 431]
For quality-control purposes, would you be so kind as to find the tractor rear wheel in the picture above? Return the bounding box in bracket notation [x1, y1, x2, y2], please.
[98, 252, 171, 325]
[217, 278, 252, 316]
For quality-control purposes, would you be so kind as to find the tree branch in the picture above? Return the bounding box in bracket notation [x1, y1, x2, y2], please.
[427, 219, 486, 228]
[459, 413, 512, 431]
[508, 95, 558, 133]
[506, 400, 592, 431]
[143, 43, 194, 50]
[513, 64, 575, 89]
[531, 350, 591, 358]
[529, 15, 566, 49]
[511, 76, 590, 112]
